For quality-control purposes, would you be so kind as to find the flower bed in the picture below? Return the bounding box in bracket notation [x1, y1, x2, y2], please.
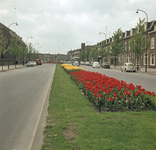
[61, 64, 85, 74]
[70, 70, 156, 112]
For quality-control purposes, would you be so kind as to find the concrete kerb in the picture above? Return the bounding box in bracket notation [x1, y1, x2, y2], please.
[110, 65, 156, 75]
[0, 65, 25, 72]
[29, 64, 56, 150]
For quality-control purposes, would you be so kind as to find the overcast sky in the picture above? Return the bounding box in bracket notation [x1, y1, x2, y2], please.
[0, 0, 155, 54]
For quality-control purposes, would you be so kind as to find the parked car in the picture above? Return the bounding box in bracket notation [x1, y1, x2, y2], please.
[26, 61, 34, 67]
[93, 62, 100, 68]
[73, 61, 79, 67]
[101, 62, 110, 69]
[85, 61, 90, 66]
[90, 62, 93, 67]
[32, 61, 37, 66]
[80, 61, 84, 65]
[121, 63, 137, 72]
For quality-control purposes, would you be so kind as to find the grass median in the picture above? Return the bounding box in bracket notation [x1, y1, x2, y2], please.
[41, 64, 156, 150]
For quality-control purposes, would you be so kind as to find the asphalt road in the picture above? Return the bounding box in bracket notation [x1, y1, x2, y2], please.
[80, 65, 156, 93]
[0, 63, 56, 150]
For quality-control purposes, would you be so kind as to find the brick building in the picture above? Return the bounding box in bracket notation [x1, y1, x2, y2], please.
[97, 20, 156, 68]
[0, 22, 24, 66]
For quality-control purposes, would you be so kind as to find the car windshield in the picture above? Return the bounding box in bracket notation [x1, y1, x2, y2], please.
[94, 62, 98, 64]
[128, 64, 133, 66]
[104, 62, 109, 64]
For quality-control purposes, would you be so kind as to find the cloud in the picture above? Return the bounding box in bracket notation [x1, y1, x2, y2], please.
[0, 0, 155, 54]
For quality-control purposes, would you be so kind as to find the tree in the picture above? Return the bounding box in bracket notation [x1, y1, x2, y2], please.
[19, 42, 27, 66]
[0, 29, 9, 70]
[89, 45, 98, 62]
[129, 18, 150, 70]
[98, 44, 109, 63]
[84, 45, 90, 61]
[110, 28, 125, 68]
[80, 49, 86, 61]
[9, 35, 20, 68]
[26, 42, 33, 61]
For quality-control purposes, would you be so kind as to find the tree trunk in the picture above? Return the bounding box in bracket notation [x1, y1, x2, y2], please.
[8, 52, 10, 69]
[137, 54, 139, 71]
[23, 57, 24, 66]
[114, 57, 116, 68]
[2, 54, 3, 70]
[14, 57, 16, 68]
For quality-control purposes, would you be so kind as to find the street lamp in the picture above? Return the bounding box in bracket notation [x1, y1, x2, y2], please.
[8, 22, 18, 28]
[8, 22, 18, 69]
[86, 41, 91, 45]
[136, 9, 148, 72]
[99, 32, 106, 40]
[34, 43, 39, 49]
[37, 46, 41, 50]
[26, 36, 33, 44]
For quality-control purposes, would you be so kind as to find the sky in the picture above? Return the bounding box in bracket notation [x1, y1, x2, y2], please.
[0, 0, 155, 55]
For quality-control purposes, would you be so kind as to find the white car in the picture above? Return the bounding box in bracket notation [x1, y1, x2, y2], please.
[32, 61, 37, 66]
[121, 63, 137, 72]
[93, 62, 100, 68]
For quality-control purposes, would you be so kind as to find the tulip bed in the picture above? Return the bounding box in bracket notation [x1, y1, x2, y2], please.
[61, 64, 85, 74]
[70, 70, 156, 112]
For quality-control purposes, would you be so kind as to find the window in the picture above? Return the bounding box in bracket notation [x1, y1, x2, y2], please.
[154, 25, 156, 31]
[143, 53, 148, 65]
[150, 53, 155, 65]
[128, 41, 130, 51]
[125, 42, 127, 51]
[151, 37, 155, 49]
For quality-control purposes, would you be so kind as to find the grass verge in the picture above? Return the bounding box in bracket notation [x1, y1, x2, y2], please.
[41, 64, 156, 150]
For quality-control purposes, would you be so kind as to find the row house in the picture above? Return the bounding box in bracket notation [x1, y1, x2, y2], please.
[98, 20, 156, 68]
[38, 53, 67, 62]
[0, 22, 24, 65]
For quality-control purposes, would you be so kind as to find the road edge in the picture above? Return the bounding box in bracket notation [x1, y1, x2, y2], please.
[29, 64, 56, 150]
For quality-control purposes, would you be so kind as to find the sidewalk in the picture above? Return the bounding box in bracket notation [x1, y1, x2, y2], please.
[110, 65, 156, 75]
[0, 64, 25, 72]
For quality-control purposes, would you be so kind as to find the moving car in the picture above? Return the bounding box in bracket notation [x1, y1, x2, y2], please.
[101, 62, 110, 69]
[121, 63, 137, 72]
[93, 62, 100, 68]
[26, 61, 34, 67]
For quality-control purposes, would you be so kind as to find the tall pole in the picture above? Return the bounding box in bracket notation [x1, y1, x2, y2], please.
[8, 22, 18, 28]
[136, 9, 148, 72]
[8, 22, 18, 69]
[34, 43, 39, 49]
[26, 36, 33, 44]
[99, 32, 106, 41]
[26, 36, 33, 62]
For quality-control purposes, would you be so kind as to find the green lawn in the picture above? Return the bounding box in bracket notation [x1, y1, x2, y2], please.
[41, 64, 156, 150]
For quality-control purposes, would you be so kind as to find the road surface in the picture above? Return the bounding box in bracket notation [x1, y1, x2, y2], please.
[0, 64, 55, 150]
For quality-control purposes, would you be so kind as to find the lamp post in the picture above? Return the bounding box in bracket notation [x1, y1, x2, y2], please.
[37, 46, 41, 50]
[86, 41, 91, 45]
[8, 22, 18, 28]
[136, 9, 148, 72]
[34, 43, 39, 49]
[26, 36, 33, 62]
[7, 22, 18, 69]
[99, 32, 106, 40]
[26, 36, 33, 44]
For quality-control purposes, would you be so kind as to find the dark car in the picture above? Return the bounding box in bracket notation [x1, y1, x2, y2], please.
[101, 62, 110, 69]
